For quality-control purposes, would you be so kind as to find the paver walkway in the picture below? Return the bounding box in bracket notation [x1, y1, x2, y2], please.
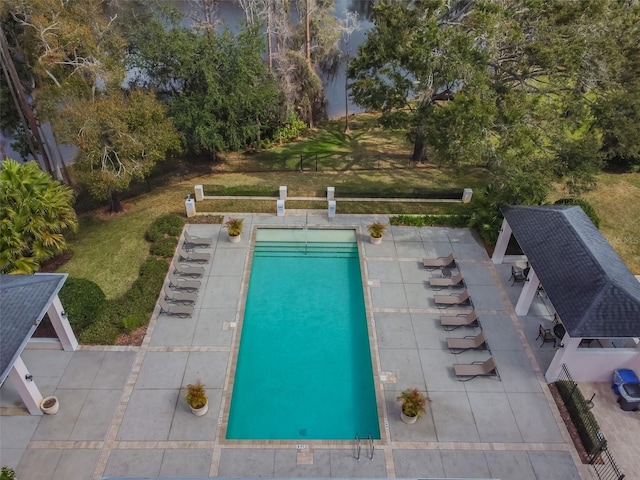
[0, 214, 594, 479]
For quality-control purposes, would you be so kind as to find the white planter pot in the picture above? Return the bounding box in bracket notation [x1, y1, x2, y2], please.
[229, 234, 241, 243]
[400, 411, 418, 424]
[41, 396, 59, 415]
[190, 401, 208, 417]
[370, 236, 382, 245]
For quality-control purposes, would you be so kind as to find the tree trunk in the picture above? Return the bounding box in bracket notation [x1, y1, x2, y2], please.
[110, 190, 124, 213]
[305, 0, 311, 63]
[411, 138, 427, 163]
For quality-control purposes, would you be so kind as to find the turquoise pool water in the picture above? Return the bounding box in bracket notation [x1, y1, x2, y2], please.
[226, 229, 380, 440]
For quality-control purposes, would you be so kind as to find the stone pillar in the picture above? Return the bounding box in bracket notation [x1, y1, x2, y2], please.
[277, 199, 285, 216]
[8, 357, 43, 415]
[47, 295, 78, 351]
[328, 200, 336, 218]
[462, 188, 473, 203]
[185, 196, 196, 218]
[279, 186, 287, 200]
[492, 218, 512, 264]
[194, 185, 204, 201]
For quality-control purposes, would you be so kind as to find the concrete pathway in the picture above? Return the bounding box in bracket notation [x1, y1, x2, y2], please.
[0, 215, 595, 479]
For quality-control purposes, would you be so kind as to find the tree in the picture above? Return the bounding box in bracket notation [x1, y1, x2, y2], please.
[0, 159, 78, 274]
[348, 0, 490, 162]
[54, 90, 181, 213]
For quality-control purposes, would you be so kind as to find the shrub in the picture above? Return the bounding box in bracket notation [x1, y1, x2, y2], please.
[145, 214, 185, 242]
[1, 466, 16, 480]
[554, 198, 601, 228]
[555, 380, 606, 455]
[79, 316, 121, 345]
[150, 237, 178, 258]
[122, 314, 146, 332]
[391, 214, 472, 228]
[153, 214, 185, 236]
[120, 257, 168, 317]
[58, 277, 107, 333]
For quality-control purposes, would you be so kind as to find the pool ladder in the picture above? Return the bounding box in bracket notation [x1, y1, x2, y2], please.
[355, 434, 374, 460]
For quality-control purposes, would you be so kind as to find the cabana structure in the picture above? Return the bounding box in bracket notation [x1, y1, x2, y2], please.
[0, 273, 78, 414]
[492, 205, 640, 382]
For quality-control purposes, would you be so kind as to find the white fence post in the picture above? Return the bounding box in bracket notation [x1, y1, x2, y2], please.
[194, 185, 204, 201]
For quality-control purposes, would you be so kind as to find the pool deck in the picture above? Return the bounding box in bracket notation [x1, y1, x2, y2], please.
[0, 214, 600, 480]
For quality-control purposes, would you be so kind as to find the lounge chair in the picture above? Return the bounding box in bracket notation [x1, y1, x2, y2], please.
[184, 231, 213, 248]
[159, 298, 194, 318]
[165, 287, 197, 305]
[453, 357, 499, 381]
[178, 248, 210, 264]
[429, 271, 464, 289]
[434, 289, 471, 308]
[174, 263, 205, 277]
[536, 324, 556, 348]
[169, 272, 201, 292]
[447, 331, 488, 353]
[423, 252, 455, 270]
[440, 310, 479, 331]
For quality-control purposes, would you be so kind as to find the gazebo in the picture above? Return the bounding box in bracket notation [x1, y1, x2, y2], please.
[492, 205, 640, 382]
[0, 273, 78, 414]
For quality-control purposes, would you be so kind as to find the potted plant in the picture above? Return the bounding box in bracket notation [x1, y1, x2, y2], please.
[185, 380, 208, 416]
[397, 388, 430, 424]
[1, 466, 17, 480]
[367, 221, 387, 245]
[40, 395, 59, 415]
[224, 218, 244, 243]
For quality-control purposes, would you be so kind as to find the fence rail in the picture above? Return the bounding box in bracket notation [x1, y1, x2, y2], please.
[556, 364, 625, 480]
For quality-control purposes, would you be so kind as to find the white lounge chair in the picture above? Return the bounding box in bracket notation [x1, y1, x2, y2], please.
[423, 253, 455, 270]
[434, 289, 471, 308]
[165, 287, 197, 305]
[429, 271, 464, 289]
[169, 272, 201, 292]
[184, 231, 213, 248]
[159, 299, 194, 318]
[174, 263, 205, 277]
[178, 248, 210, 264]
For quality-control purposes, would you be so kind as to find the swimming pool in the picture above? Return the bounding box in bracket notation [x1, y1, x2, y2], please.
[226, 228, 380, 440]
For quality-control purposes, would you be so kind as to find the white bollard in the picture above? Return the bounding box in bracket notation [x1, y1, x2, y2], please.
[462, 188, 473, 203]
[279, 186, 287, 200]
[194, 184, 204, 201]
[328, 200, 336, 218]
[327, 186, 335, 200]
[185, 196, 196, 218]
[277, 199, 285, 216]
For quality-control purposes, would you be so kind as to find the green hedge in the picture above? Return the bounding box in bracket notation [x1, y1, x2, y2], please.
[58, 278, 107, 333]
[555, 380, 606, 455]
[150, 237, 178, 258]
[79, 316, 121, 345]
[145, 214, 185, 242]
[338, 187, 463, 200]
[391, 214, 471, 228]
[202, 185, 280, 197]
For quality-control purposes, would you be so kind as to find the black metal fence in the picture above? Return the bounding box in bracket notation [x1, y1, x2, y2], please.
[556, 364, 625, 480]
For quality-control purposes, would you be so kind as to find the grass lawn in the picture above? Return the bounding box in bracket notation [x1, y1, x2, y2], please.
[581, 172, 640, 274]
[60, 116, 639, 301]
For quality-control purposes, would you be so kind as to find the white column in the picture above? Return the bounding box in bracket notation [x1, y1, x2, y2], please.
[492, 218, 512, 264]
[185, 197, 196, 218]
[462, 188, 473, 203]
[276, 199, 285, 216]
[47, 295, 78, 351]
[327, 186, 335, 200]
[515, 268, 540, 316]
[194, 184, 204, 201]
[8, 357, 43, 415]
[546, 336, 580, 382]
[279, 186, 287, 200]
[328, 200, 336, 218]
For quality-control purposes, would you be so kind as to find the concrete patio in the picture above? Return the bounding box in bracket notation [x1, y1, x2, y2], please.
[0, 215, 598, 479]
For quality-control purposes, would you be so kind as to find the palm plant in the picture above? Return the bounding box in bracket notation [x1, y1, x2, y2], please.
[397, 388, 431, 419]
[0, 159, 78, 274]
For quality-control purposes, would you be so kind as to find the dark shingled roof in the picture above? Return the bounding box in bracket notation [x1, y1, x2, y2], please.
[0, 273, 67, 385]
[501, 205, 640, 338]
